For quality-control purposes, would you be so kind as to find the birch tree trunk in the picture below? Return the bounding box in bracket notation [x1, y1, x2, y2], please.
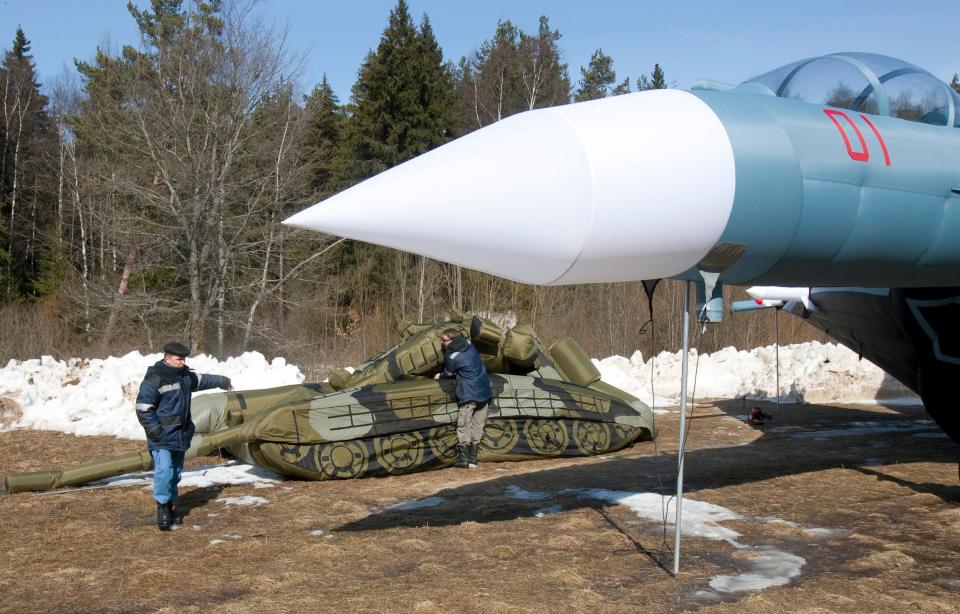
[417, 255, 426, 323]
[241, 220, 274, 352]
[6, 136, 20, 282]
[217, 197, 226, 356]
[455, 265, 462, 311]
[103, 246, 137, 345]
[56, 131, 64, 248]
[68, 141, 89, 331]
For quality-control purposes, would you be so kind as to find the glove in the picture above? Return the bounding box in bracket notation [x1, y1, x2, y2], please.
[146, 426, 163, 443]
[222, 376, 233, 391]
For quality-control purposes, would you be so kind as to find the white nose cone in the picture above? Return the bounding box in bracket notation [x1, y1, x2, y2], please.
[284, 89, 736, 285]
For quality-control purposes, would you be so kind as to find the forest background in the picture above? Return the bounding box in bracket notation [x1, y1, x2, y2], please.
[2, 0, 957, 379]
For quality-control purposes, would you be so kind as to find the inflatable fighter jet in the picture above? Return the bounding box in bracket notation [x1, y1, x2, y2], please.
[284, 53, 960, 442]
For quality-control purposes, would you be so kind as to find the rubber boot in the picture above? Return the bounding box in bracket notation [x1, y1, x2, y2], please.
[454, 443, 470, 468]
[156, 502, 173, 531]
[468, 443, 479, 468]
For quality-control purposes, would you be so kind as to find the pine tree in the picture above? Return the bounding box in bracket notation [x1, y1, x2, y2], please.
[638, 63, 667, 91]
[951, 73, 959, 95]
[650, 63, 667, 89]
[334, 0, 457, 320]
[611, 77, 631, 96]
[0, 26, 54, 299]
[340, 0, 455, 184]
[410, 15, 455, 153]
[303, 75, 345, 198]
[576, 48, 629, 102]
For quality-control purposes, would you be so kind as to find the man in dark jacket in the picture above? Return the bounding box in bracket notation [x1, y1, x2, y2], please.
[439, 329, 492, 469]
[135, 342, 232, 531]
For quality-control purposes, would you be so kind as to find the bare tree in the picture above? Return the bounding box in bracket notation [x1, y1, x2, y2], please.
[72, 1, 310, 353]
[517, 17, 570, 111]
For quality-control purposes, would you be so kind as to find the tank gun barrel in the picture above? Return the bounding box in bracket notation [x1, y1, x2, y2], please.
[4, 424, 251, 495]
[4, 450, 154, 494]
[2, 384, 326, 495]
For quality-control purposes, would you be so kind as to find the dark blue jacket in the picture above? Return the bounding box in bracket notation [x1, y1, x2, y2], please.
[135, 360, 231, 452]
[442, 336, 492, 405]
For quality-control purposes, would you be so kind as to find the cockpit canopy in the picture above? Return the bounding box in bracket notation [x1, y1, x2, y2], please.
[744, 53, 960, 128]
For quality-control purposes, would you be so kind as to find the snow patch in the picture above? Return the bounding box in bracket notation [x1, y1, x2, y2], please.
[217, 495, 269, 506]
[758, 517, 800, 528]
[572, 488, 811, 593]
[101, 461, 282, 490]
[803, 528, 845, 539]
[533, 505, 562, 518]
[576, 488, 742, 543]
[709, 546, 805, 592]
[390, 496, 445, 511]
[179, 463, 282, 489]
[505, 485, 552, 501]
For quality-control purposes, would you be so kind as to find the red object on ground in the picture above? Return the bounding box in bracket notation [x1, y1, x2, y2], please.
[746, 406, 772, 427]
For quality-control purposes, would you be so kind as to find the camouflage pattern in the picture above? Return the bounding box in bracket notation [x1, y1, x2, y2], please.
[236, 373, 651, 480]
[3, 314, 655, 493]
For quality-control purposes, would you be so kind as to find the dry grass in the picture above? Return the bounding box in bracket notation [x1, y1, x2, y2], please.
[0, 397, 22, 428]
[1, 400, 958, 613]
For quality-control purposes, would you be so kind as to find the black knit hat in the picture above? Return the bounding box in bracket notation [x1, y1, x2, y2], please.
[163, 342, 190, 358]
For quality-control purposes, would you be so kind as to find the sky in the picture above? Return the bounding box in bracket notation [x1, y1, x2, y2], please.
[0, 0, 957, 102]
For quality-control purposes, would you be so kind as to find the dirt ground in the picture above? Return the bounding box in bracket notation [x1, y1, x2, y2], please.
[1, 399, 958, 613]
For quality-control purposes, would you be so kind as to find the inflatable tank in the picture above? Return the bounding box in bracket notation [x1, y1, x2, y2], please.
[4, 314, 655, 493]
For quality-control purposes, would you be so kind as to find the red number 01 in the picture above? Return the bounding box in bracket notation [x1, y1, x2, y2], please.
[823, 109, 891, 166]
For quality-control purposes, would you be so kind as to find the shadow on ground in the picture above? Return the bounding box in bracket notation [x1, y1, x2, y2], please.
[338, 402, 960, 533]
[116, 485, 225, 529]
[175, 484, 226, 523]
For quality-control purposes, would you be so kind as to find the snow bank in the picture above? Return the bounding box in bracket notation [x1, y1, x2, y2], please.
[595, 341, 915, 407]
[0, 351, 304, 439]
[0, 341, 917, 440]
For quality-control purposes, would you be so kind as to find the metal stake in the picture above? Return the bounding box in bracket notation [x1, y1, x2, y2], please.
[775, 307, 781, 412]
[673, 280, 691, 575]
